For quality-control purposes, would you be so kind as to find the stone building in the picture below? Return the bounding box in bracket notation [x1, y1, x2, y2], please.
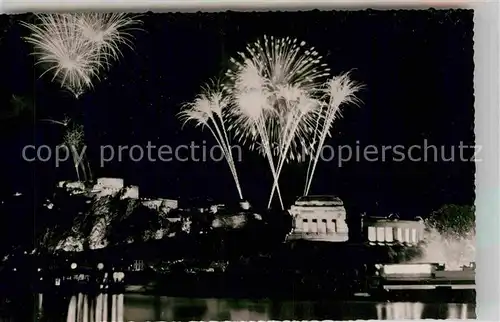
[57, 180, 86, 195]
[91, 178, 125, 197]
[362, 214, 425, 245]
[121, 185, 139, 199]
[141, 198, 178, 212]
[287, 195, 349, 242]
[86, 178, 140, 199]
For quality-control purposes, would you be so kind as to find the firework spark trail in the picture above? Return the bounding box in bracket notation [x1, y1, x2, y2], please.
[179, 82, 244, 200]
[226, 59, 285, 209]
[22, 13, 141, 98]
[267, 92, 321, 209]
[256, 112, 284, 209]
[63, 123, 89, 182]
[39, 116, 71, 127]
[226, 36, 330, 209]
[39, 117, 93, 182]
[304, 103, 326, 194]
[303, 72, 363, 196]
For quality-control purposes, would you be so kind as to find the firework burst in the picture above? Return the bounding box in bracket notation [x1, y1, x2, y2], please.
[22, 13, 142, 98]
[179, 80, 244, 200]
[226, 35, 331, 93]
[75, 13, 142, 69]
[63, 123, 92, 182]
[22, 14, 103, 97]
[38, 116, 93, 182]
[304, 71, 363, 196]
[226, 36, 330, 209]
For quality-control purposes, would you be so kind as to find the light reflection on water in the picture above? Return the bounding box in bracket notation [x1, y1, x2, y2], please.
[65, 293, 125, 322]
[33, 293, 475, 321]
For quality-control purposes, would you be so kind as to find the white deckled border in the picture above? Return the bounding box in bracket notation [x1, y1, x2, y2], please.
[473, 1, 500, 321]
[0, 0, 498, 321]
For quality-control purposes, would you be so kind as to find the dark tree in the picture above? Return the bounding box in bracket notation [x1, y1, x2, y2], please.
[426, 204, 475, 238]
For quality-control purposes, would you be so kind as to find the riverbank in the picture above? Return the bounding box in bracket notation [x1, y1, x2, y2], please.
[0, 244, 475, 306]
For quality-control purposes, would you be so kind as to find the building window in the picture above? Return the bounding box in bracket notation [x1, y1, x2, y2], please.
[133, 260, 144, 271]
[311, 219, 318, 233]
[396, 227, 403, 242]
[302, 218, 309, 232]
[385, 226, 394, 242]
[330, 219, 337, 232]
[319, 219, 328, 234]
[376, 227, 385, 242]
[404, 228, 410, 243]
[411, 228, 417, 244]
[368, 226, 376, 242]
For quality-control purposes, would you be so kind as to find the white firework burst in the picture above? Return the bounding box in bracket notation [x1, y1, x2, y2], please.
[179, 80, 244, 200]
[225, 35, 330, 209]
[75, 13, 142, 69]
[22, 13, 142, 98]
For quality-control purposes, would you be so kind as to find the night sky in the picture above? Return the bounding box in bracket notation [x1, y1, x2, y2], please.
[0, 10, 475, 217]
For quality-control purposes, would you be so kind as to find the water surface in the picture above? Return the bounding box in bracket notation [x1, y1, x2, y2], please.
[8, 293, 475, 321]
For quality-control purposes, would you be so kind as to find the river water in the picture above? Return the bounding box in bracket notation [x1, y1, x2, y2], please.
[1, 293, 475, 321]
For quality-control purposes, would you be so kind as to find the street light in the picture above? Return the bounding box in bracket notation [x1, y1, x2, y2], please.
[70, 263, 77, 269]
